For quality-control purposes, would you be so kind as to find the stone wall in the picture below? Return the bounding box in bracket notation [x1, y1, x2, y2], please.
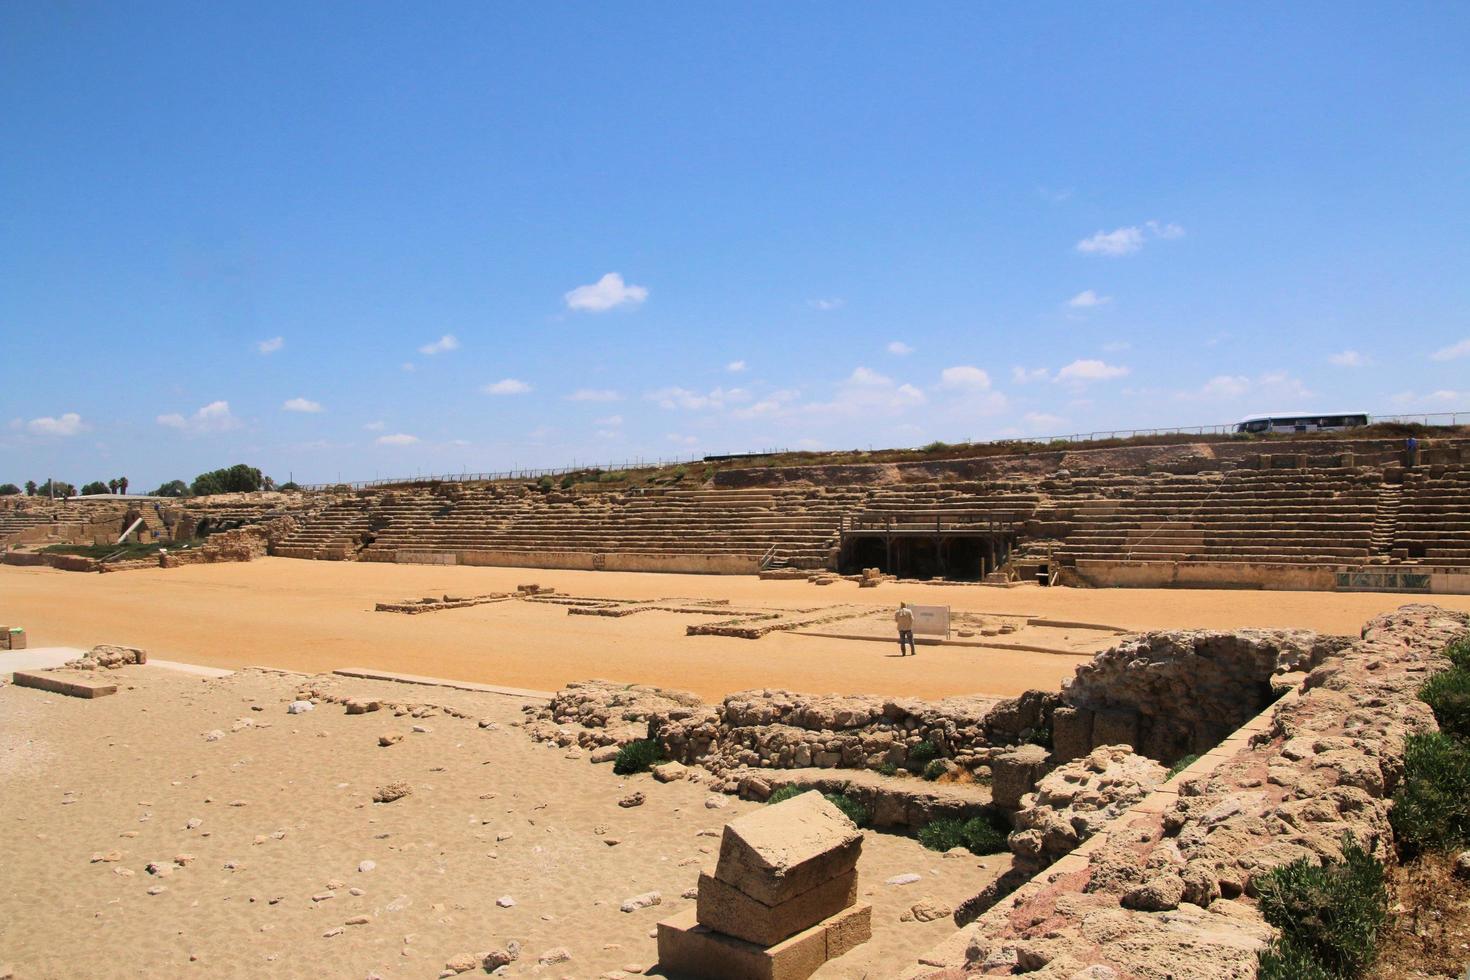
[906, 604, 1470, 979]
[1053, 628, 1349, 765]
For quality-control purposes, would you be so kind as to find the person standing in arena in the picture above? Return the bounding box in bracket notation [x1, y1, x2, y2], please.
[895, 602, 916, 656]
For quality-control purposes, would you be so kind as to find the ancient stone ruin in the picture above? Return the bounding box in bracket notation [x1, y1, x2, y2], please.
[657, 791, 871, 979]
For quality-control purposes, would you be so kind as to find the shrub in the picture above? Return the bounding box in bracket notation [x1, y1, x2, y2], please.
[1257, 938, 1337, 980]
[536, 476, 554, 491]
[0, 483, 19, 496]
[920, 441, 953, 454]
[611, 739, 662, 775]
[1391, 731, 1470, 855]
[1025, 726, 1053, 750]
[764, 786, 870, 827]
[277, 481, 300, 492]
[1254, 835, 1387, 979]
[923, 759, 947, 781]
[1167, 754, 1201, 779]
[876, 761, 898, 777]
[81, 481, 110, 496]
[1420, 668, 1470, 741]
[908, 741, 939, 766]
[918, 813, 1009, 855]
[559, 473, 575, 489]
[1443, 637, 1470, 671]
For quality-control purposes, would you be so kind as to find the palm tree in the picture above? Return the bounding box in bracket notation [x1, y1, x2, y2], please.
[119, 476, 129, 495]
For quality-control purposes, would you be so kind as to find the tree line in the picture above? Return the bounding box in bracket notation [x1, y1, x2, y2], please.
[0, 464, 301, 499]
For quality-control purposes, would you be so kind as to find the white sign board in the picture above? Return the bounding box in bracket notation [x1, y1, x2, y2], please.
[910, 605, 951, 638]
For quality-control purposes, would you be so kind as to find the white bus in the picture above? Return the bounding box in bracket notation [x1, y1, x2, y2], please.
[1235, 412, 1370, 434]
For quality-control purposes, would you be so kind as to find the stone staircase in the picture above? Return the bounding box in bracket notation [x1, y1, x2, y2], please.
[1368, 481, 1403, 561]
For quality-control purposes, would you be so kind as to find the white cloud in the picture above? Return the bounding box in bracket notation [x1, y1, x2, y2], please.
[808, 298, 845, 311]
[282, 397, 323, 413]
[363, 420, 386, 431]
[667, 433, 699, 446]
[646, 386, 751, 411]
[564, 272, 648, 313]
[1011, 366, 1050, 385]
[156, 401, 240, 434]
[1101, 340, 1132, 352]
[730, 389, 802, 421]
[26, 412, 85, 437]
[567, 388, 621, 402]
[418, 334, 460, 356]
[482, 378, 532, 396]
[1199, 375, 1252, 398]
[887, 341, 914, 356]
[401, 362, 416, 372]
[939, 366, 992, 390]
[1076, 221, 1184, 257]
[1067, 289, 1112, 308]
[376, 433, 419, 446]
[1055, 359, 1130, 382]
[726, 360, 747, 373]
[846, 367, 892, 387]
[1023, 412, 1068, 430]
[1328, 350, 1370, 368]
[1431, 338, 1470, 362]
[1076, 227, 1144, 256]
[1146, 220, 1185, 239]
[594, 414, 624, 427]
[256, 336, 284, 355]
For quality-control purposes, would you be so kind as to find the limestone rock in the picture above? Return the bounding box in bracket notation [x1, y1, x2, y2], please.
[713, 791, 862, 907]
[373, 783, 411, 804]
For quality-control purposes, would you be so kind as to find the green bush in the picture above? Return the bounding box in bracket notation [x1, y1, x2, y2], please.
[537, 476, 554, 491]
[1254, 835, 1387, 979]
[923, 759, 947, 781]
[876, 761, 898, 777]
[1025, 726, 1052, 750]
[611, 739, 662, 775]
[908, 741, 939, 766]
[1167, 754, 1201, 779]
[1419, 667, 1470, 741]
[559, 473, 575, 489]
[1257, 937, 1337, 980]
[190, 464, 265, 497]
[920, 441, 953, 454]
[1443, 637, 1470, 671]
[764, 786, 870, 827]
[1390, 731, 1470, 855]
[918, 813, 1009, 855]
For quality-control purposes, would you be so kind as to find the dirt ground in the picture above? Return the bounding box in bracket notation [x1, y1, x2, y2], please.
[5, 558, 1468, 702]
[0, 665, 1005, 979]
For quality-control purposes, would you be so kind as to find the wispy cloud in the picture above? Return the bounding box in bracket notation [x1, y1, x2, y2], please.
[726, 360, 747, 373]
[594, 414, 623, 427]
[887, 341, 914, 356]
[567, 388, 621, 402]
[363, 421, 386, 431]
[482, 378, 532, 396]
[157, 401, 240, 434]
[1067, 289, 1112, 308]
[939, 366, 992, 390]
[376, 433, 419, 446]
[256, 336, 284, 355]
[26, 412, 86, 437]
[808, 298, 845, 311]
[418, 334, 460, 356]
[646, 386, 750, 411]
[1431, 338, 1470, 362]
[1012, 366, 1050, 385]
[564, 272, 648, 313]
[1055, 359, 1130, 382]
[1076, 221, 1184, 257]
[1328, 350, 1370, 368]
[282, 397, 323, 413]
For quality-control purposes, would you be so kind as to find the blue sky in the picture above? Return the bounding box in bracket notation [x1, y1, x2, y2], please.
[3, 3, 1468, 489]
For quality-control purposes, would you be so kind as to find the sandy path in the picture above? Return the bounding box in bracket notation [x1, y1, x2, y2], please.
[0, 666, 1002, 979]
[3, 559, 1465, 702]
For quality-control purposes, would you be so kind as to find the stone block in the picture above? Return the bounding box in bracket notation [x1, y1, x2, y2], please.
[824, 902, 872, 958]
[1051, 706, 1093, 761]
[657, 907, 828, 980]
[714, 792, 863, 907]
[1091, 710, 1139, 750]
[13, 671, 117, 699]
[990, 743, 1050, 809]
[697, 867, 857, 947]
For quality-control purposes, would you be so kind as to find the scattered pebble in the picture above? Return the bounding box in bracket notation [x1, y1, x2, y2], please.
[496, 895, 516, 908]
[358, 860, 376, 873]
[886, 873, 922, 886]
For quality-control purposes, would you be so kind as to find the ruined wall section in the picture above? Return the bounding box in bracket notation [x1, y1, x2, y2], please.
[1053, 629, 1350, 765]
[908, 604, 1469, 980]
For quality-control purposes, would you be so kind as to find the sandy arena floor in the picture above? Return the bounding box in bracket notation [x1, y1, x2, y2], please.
[0, 665, 1006, 979]
[4, 559, 1469, 702]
